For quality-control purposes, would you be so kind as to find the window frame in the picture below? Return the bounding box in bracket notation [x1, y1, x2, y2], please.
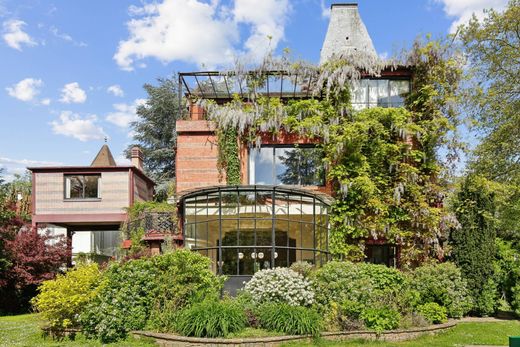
[350, 77, 411, 110]
[248, 144, 326, 187]
[64, 174, 101, 200]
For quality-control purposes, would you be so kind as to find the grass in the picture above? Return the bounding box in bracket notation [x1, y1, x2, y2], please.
[0, 314, 156, 347]
[2, 314, 520, 347]
[284, 321, 520, 346]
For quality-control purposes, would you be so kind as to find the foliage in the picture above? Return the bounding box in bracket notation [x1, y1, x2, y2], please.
[450, 175, 497, 316]
[410, 262, 472, 318]
[79, 258, 158, 342]
[0, 225, 70, 314]
[417, 303, 447, 324]
[203, 38, 463, 263]
[79, 250, 223, 341]
[126, 77, 183, 201]
[312, 261, 409, 312]
[174, 299, 246, 338]
[257, 303, 322, 336]
[462, 1, 520, 183]
[217, 127, 241, 185]
[121, 201, 176, 257]
[289, 261, 315, 277]
[494, 238, 520, 312]
[31, 264, 103, 332]
[360, 307, 401, 333]
[146, 250, 224, 332]
[244, 267, 314, 306]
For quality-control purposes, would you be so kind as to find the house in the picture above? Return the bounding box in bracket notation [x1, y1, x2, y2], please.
[174, 3, 412, 290]
[28, 145, 154, 262]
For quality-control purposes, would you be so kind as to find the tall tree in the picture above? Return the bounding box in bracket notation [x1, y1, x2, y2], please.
[127, 76, 183, 200]
[450, 175, 497, 316]
[462, 0, 520, 182]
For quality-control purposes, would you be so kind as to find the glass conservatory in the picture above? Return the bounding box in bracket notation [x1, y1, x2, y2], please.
[181, 185, 332, 286]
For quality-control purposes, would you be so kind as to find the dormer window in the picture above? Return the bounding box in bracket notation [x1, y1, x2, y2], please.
[249, 145, 325, 186]
[64, 174, 101, 199]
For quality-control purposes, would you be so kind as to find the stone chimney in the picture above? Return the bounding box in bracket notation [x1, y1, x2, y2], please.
[131, 146, 144, 171]
[320, 3, 377, 64]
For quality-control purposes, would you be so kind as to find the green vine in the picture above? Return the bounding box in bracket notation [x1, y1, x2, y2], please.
[200, 38, 462, 266]
[217, 127, 241, 185]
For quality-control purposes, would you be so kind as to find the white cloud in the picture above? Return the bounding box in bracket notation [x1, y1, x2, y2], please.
[233, 0, 291, 62]
[59, 82, 87, 104]
[0, 157, 62, 181]
[2, 19, 37, 50]
[434, 0, 508, 33]
[6, 78, 43, 102]
[49, 26, 87, 47]
[115, 154, 132, 166]
[106, 98, 146, 128]
[40, 98, 51, 105]
[320, 0, 331, 19]
[107, 84, 124, 97]
[114, 0, 291, 70]
[51, 111, 106, 141]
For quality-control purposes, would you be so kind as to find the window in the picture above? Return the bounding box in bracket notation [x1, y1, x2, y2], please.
[182, 186, 331, 276]
[364, 244, 397, 267]
[249, 145, 325, 186]
[351, 79, 410, 110]
[64, 174, 100, 199]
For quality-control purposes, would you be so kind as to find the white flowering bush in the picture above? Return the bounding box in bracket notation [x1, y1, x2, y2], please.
[244, 267, 315, 306]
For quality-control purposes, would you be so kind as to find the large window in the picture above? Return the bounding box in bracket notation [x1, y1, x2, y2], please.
[351, 79, 410, 110]
[64, 175, 100, 199]
[182, 186, 331, 276]
[249, 145, 325, 186]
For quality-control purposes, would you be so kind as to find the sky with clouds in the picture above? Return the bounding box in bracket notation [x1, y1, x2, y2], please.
[0, 0, 508, 180]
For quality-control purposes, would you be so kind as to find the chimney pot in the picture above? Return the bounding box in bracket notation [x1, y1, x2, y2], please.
[131, 146, 144, 171]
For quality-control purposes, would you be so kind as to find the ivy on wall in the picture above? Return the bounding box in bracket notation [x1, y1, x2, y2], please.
[199, 38, 463, 266]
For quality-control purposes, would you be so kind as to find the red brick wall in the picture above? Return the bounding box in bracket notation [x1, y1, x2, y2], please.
[176, 120, 223, 193]
[176, 106, 333, 196]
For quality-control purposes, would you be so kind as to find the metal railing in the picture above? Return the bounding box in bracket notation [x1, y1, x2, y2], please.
[125, 211, 177, 238]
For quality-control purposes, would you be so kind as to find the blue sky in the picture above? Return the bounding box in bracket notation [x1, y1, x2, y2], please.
[0, 0, 508, 180]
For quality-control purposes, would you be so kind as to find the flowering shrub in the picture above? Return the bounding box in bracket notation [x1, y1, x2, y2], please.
[244, 267, 314, 306]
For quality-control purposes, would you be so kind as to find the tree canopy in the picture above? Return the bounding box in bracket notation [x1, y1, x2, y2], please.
[127, 77, 183, 200]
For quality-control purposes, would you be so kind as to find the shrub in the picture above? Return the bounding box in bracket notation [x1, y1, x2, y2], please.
[417, 303, 447, 324]
[174, 299, 246, 338]
[79, 258, 158, 342]
[360, 307, 400, 333]
[79, 250, 224, 341]
[257, 303, 322, 336]
[244, 267, 314, 306]
[312, 261, 407, 309]
[410, 262, 472, 318]
[31, 264, 103, 332]
[450, 175, 497, 316]
[289, 261, 314, 277]
[147, 250, 224, 331]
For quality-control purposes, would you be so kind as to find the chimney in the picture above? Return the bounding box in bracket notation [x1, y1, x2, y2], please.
[131, 146, 144, 171]
[320, 3, 377, 64]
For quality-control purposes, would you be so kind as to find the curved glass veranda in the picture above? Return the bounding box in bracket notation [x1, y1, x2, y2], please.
[181, 185, 332, 276]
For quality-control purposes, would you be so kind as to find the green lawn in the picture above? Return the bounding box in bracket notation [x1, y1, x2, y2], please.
[0, 314, 156, 347]
[2, 314, 520, 347]
[284, 321, 520, 346]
